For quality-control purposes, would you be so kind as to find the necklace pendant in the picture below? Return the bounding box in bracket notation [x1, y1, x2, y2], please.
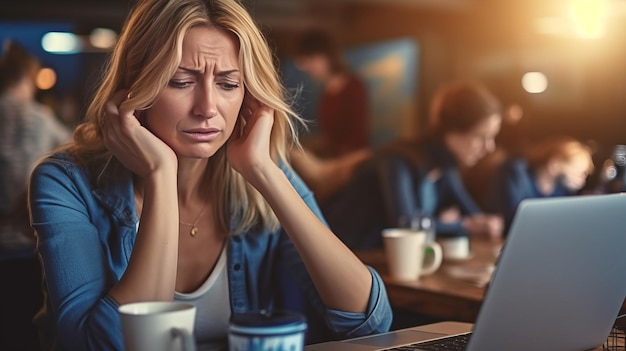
[190, 226, 199, 237]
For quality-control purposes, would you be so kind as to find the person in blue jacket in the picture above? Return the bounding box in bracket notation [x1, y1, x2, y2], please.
[488, 136, 594, 235]
[322, 81, 504, 250]
[27, 0, 392, 349]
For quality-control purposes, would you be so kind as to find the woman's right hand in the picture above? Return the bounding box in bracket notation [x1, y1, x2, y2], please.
[102, 91, 178, 178]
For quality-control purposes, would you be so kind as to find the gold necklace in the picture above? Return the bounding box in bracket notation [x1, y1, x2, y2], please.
[179, 203, 208, 237]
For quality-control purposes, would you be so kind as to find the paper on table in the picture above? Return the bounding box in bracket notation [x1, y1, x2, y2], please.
[445, 264, 495, 287]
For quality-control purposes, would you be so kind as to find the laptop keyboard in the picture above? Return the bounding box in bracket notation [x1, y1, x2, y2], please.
[382, 333, 471, 351]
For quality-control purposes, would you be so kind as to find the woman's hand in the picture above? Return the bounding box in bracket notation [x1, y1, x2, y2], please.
[227, 97, 275, 183]
[102, 91, 177, 179]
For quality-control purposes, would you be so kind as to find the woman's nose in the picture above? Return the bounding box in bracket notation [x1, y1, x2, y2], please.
[193, 85, 217, 118]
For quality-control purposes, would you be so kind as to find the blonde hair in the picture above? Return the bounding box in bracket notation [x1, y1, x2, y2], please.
[527, 136, 594, 174]
[69, 0, 303, 234]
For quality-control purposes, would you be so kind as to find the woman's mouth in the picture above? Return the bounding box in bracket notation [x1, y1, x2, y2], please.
[182, 128, 221, 142]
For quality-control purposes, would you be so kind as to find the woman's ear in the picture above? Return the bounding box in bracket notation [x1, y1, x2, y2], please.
[240, 91, 264, 122]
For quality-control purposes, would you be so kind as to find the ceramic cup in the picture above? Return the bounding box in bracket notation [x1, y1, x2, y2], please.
[229, 310, 307, 351]
[382, 228, 443, 281]
[118, 301, 196, 351]
[438, 235, 471, 261]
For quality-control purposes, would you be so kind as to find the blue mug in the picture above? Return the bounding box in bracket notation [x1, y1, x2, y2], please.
[228, 310, 307, 351]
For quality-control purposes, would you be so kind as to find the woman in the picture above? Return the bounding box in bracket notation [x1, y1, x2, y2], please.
[293, 28, 370, 158]
[488, 136, 594, 235]
[322, 81, 504, 250]
[28, 0, 392, 349]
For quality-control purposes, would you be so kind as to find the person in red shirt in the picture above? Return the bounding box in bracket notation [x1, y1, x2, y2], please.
[293, 28, 370, 158]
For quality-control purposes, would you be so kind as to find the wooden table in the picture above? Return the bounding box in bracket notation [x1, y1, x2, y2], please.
[357, 238, 502, 323]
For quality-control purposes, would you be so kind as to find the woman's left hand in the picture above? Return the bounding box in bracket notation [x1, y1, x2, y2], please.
[229, 99, 374, 315]
[227, 97, 275, 183]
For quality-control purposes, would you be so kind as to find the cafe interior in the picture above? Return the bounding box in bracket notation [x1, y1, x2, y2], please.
[2, 0, 626, 350]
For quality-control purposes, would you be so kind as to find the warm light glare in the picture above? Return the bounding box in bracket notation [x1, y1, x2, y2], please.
[522, 72, 548, 94]
[89, 28, 117, 49]
[41, 32, 81, 54]
[569, 0, 608, 38]
[36, 68, 57, 90]
[534, 17, 566, 36]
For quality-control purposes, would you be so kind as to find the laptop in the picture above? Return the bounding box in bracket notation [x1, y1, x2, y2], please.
[306, 193, 626, 351]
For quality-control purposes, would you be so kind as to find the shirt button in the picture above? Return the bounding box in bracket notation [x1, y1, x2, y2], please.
[233, 263, 241, 271]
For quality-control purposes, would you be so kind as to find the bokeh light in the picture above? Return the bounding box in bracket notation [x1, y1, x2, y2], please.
[41, 32, 81, 54]
[89, 28, 117, 50]
[36, 67, 57, 90]
[522, 72, 548, 94]
[506, 104, 524, 124]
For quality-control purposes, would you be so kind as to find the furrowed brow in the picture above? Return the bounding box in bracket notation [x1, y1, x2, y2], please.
[215, 69, 240, 77]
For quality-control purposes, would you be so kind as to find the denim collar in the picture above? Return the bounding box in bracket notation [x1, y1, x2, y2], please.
[89, 156, 139, 227]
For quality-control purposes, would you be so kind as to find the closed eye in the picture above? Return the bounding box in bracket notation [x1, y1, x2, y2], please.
[219, 82, 240, 91]
[169, 80, 193, 89]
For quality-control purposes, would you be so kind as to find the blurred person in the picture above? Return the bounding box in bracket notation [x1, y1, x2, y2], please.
[322, 81, 504, 250]
[0, 40, 71, 252]
[488, 135, 594, 235]
[293, 28, 371, 158]
[0, 40, 70, 351]
[27, 0, 392, 350]
[461, 102, 529, 210]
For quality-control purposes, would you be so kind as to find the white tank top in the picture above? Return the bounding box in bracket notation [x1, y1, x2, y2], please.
[174, 244, 230, 351]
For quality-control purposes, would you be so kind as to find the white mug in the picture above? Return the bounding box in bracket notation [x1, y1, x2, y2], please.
[438, 235, 471, 261]
[119, 301, 197, 351]
[382, 228, 443, 281]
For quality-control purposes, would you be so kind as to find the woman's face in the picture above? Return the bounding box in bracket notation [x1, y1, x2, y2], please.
[560, 154, 591, 191]
[144, 25, 244, 159]
[444, 113, 502, 167]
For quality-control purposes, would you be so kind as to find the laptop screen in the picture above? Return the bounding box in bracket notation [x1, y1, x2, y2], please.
[467, 194, 626, 351]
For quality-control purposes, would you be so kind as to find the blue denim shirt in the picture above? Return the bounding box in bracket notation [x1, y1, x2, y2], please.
[29, 152, 392, 351]
[487, 157, 571, 235]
